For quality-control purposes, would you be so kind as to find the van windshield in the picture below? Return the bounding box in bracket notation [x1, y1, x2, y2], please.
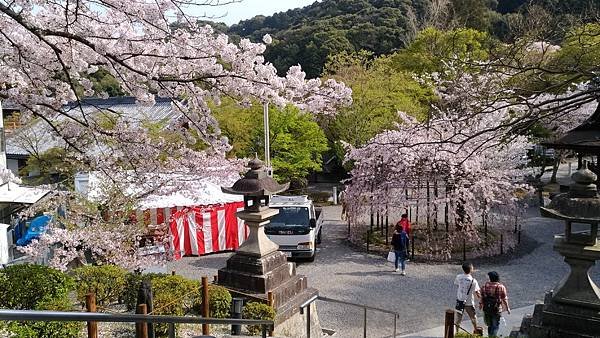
[269, 207, 309, 227]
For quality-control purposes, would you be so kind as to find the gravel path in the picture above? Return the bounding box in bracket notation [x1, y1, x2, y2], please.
[162, 205, 600, 338]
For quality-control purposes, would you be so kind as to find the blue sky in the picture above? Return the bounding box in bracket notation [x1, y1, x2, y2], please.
[190, 0, 319, 25]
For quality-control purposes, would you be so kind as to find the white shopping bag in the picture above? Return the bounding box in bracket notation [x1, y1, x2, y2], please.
[387, 251, 395, 263]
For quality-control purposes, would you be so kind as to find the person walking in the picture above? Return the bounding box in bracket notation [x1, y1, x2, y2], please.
[390, 225, 409, 275]
[480, 271, 510, 337]
[339, 189, 347, 220]
[396, 213, 411, 236]
[454, 262, 481, 334]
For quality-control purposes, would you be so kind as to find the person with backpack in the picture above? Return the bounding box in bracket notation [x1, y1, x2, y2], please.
[454, 262, 481, 334]
[479, 271, 511, 337]
[390, 224, 409, 275]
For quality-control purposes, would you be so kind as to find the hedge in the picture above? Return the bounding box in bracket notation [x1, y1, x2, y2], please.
[0, 264, 74, 310]
[206, 285, 232, 318]
[242, 302, 276, 335]
[73, 265, 128, 306]
[123, 272, 168, 311]
[0, 264, 81, 338]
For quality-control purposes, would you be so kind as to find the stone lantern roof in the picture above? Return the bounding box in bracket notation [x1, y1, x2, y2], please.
[541, 163, 600, 222]
[221, 157, 289, 197]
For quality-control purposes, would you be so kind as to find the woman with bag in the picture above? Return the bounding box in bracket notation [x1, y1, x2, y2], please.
[390, 225, 409, 275]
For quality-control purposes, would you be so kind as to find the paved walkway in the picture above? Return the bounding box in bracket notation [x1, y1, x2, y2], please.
[400, 305, 535, 338]
[161, 204, 600, 337]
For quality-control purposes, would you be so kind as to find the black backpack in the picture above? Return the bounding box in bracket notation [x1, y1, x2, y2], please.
[482, 284, 501, 314]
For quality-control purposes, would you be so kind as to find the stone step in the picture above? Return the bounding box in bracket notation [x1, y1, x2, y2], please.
[219, 262, 292, 294]
[270, 275, 308, 309]
[273, 287, 318, 326]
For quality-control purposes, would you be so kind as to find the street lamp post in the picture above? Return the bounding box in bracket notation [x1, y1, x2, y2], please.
[0, 100, 6, 170]
[263, 102, 272, 177]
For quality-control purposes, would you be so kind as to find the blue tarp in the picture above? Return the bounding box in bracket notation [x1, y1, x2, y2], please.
[16, 215, 52, 246]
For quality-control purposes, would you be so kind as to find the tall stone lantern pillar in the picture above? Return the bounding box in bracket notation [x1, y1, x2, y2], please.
[219, 158, 320, 337]
[511, 164, 600, 337]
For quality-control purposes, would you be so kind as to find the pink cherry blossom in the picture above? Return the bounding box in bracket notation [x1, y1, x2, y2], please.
[344, 70, 534, 255]
[1, 0, 352, 269]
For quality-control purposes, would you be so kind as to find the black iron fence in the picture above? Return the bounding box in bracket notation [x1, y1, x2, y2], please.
[0, 309, 274, 338]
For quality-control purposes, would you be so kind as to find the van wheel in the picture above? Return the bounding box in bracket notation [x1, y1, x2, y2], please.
[316, 229, 322, 244]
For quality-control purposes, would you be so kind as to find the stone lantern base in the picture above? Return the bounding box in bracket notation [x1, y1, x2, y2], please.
[510, 292, 600, 338]
[218, 250, 318, 328]
[510, 237, 600, 338]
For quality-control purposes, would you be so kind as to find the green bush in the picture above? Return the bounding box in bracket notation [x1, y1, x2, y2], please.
[207, 285, 232, 318]
[73, 265, 128, 306]
[152, 275, 201, 337]
[123, 272, 167, 311]
[0, 264, 74, 310]
[26, 295, 82, 337]
[0, 264, 80, 338]
[152, 275, 201, 316]
[242, 302, 275, 336]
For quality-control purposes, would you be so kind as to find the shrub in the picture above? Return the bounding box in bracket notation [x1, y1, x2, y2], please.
[123, 272, 167, 311]
[0, 265, 80, 338]
[152, 275, 201, 316]
[73, 265, 128, 306]
[0, 264, 74, 310]
[152, 275, 201, 337]
[242, 302, 276, 336]
[206, 285, 232, 318]
[26, 295, 83, 337]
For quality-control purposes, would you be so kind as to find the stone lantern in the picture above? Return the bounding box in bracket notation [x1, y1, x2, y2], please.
[511, 164, 600, 337]
[219, 158, 319, 336]
[511, 84, 600, 337]
[221, 157, 289, 258]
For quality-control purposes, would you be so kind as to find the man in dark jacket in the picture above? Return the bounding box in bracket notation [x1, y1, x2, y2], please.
[391, 225, 409, 275]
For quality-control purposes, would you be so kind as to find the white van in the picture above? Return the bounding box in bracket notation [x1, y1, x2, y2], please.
[265, 195, 323, 261]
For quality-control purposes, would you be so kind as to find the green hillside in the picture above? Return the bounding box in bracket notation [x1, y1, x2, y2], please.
[224, 0, 598, 78]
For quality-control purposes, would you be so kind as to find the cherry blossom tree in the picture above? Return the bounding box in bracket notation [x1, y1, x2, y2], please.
[1, 0, 351, 269]
[344, 70, 533, 259]
[0, 0, 350, 174]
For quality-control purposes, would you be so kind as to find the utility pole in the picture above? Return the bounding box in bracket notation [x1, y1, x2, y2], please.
[263, 102, 272, 177]
[0, 100, 6, 171]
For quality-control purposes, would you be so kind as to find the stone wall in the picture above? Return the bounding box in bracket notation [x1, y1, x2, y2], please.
[274, 302, 322, 338]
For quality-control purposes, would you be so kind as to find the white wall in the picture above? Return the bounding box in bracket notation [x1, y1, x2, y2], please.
[0, 223, 9, 264]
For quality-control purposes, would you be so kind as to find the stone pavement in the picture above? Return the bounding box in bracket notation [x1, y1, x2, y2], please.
[160, 203, 600, 338]
[399, 305, 535, 338]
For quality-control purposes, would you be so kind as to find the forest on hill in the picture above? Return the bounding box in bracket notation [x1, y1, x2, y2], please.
[221, 0, 599, 78]
[202, 0, 600, 186]
[15, 0, 600, 189]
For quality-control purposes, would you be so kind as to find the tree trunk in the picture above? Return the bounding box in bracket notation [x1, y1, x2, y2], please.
[455, 198, 469, 232]
[549, 155, 561, 184]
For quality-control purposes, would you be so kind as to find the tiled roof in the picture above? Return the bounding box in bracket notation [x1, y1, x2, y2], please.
[0, 101, 20, 110]
[5, 97, 177, 157]
[544, 102, 600, 153]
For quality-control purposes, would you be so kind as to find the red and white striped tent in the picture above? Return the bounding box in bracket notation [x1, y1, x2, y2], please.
[169, 202, 247, 259]
[76, 172, 248, 259]
[135, 202, 248, 259]
[136, 179, 248, 259]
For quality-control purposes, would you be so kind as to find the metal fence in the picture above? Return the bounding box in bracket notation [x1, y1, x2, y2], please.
[300, 295, 399, 338]
[0, 309, 274, 338]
